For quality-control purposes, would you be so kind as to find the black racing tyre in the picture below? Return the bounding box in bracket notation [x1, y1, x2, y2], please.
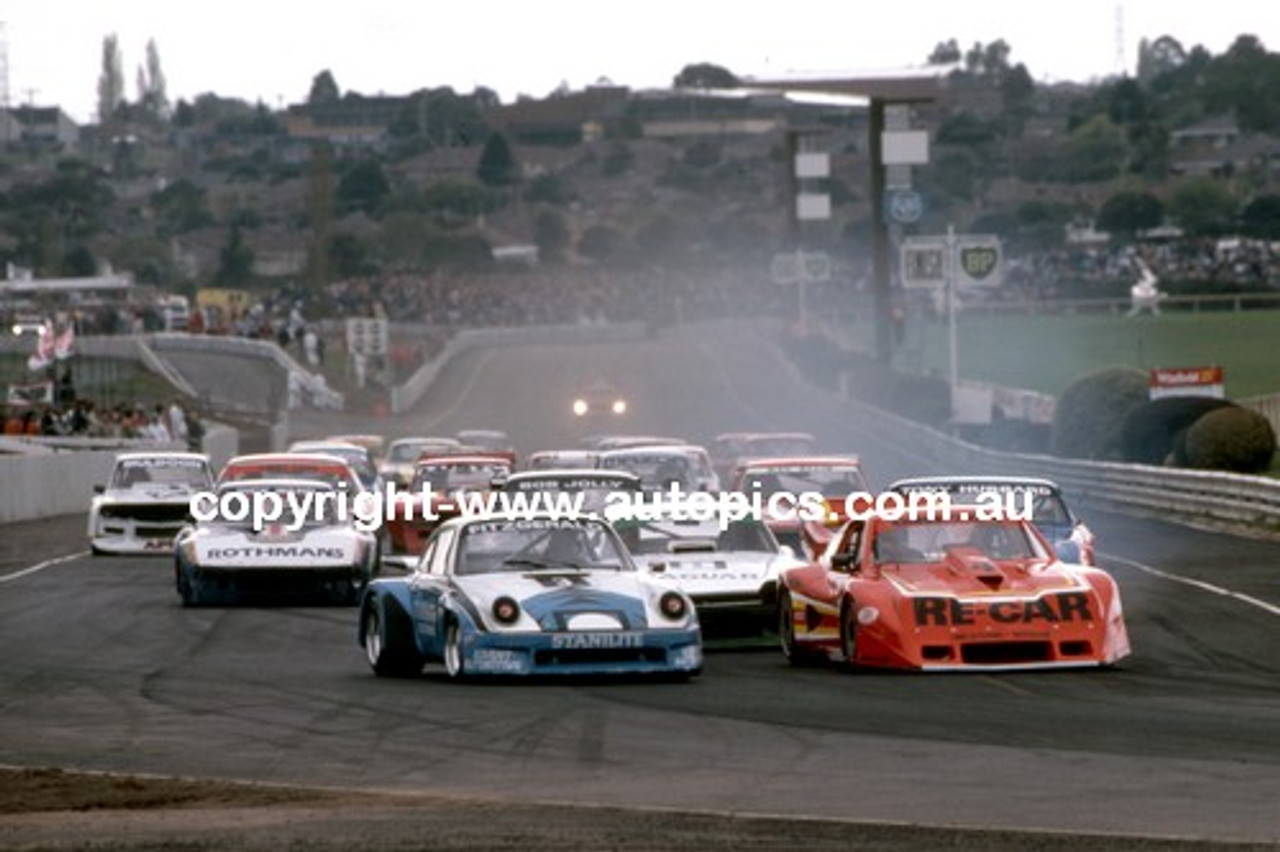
[175, 563, 202, 607]
[443, 619, 467, 680]
[840, 601, 860, 671]
[778, 590, 815, 667]
[363, 600, 424, 677]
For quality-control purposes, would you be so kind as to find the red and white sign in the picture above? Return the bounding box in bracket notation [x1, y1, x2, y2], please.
[1149, 366, 1224, 400]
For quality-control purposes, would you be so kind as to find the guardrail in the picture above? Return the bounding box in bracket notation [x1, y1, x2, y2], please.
[842, 392, 1280, 534]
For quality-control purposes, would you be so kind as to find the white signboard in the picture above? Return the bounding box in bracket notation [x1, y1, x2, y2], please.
[794, 152, 830, 179]
[771, 251, 832, 285]
[796, 193, 831, 221]
[900, 237, 947, 289]
[881, 130, 930, 165]
[345, 317, 388, 356]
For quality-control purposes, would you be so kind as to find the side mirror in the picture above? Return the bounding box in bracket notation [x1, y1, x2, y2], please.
[93, 484, 105, 495]
[778, 544, 795, 559]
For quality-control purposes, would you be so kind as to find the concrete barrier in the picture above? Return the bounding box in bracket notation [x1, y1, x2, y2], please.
[0, 424, 237, 524]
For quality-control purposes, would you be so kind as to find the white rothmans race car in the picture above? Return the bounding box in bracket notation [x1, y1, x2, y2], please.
[358, 514, 703, 679]
[173, 478, 379, 606]
[614, 509, 806, 631]
[88, 451, 214, 555]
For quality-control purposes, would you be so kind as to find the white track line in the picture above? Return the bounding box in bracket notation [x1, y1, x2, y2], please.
[0, 551, 88, 584]
[1101, 551, 1280, 617]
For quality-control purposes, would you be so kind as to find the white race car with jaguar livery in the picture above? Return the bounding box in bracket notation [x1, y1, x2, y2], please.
[614, 510, 805, 632]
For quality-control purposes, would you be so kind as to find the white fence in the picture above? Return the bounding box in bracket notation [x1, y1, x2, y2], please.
[1239, 393, 1280, 447]
[0, 423, 238, 524]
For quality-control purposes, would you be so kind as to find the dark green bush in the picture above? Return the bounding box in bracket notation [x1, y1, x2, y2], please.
[1050, 367, 1149, 459]
[1183, 407, 1277, 474]
[1118, 396, 1236, 465]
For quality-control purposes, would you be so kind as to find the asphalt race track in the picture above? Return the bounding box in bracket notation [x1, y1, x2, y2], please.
[2, 325, 1278, 843]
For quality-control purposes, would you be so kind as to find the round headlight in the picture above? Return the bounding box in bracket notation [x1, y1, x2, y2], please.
[658, 591, 688, 620]
[572, 399, 589, 417]
[612, 399, 627, 415]
[492, 596, 520, 624]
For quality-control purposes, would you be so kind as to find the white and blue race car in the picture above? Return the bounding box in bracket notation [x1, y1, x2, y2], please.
[88, 451, 214, 555]
[358, 514, 703, 680]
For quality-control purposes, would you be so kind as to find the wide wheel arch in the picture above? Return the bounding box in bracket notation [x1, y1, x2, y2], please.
[363, 594, 424, 677]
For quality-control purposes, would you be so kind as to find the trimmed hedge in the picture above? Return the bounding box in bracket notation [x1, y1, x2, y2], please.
[1184, 407, 1277, 474]
[1118, 396, 1237, 466]
[1050, 367, 1150, 460]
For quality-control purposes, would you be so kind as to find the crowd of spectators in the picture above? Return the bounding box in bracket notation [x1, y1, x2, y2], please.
[4, 236, 1277, 407]
[1005, 237, 1280, 301]
[2, 398, 204, 450]
[321, 264, 788, 330]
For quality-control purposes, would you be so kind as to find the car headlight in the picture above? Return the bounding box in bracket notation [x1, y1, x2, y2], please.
[492, 596, 521, 625]
[572, 399, 589, 416]
[612, 399, 627, 415]
[658, 591, 688, 621]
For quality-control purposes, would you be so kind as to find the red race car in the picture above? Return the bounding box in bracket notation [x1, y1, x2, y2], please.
[777, 514, 1130, 672]
[729, 455, 869, 556]
[380, 453, 512, 569]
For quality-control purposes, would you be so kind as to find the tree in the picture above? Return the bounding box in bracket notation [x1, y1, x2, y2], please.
[1201, 35, 1280, 133]
[1137, 35, 1187, 84]
[532, 208, 570, 260]
[378, 210, 433, 267]
[1062, 115, 1125, 183]
[308, 70, 340, 105]
[419, 179, 498, 224]
[336, 159, 391, 215]
[151, 179, 214, 237]
[1096, 191, 1165, 238]
[304, 144, 335, 291]
[1168, 176, 1237, 237]
[96, 34, 125, 124]
[213, 223, 254, 286]
[1240, 194, 1280, 239]
[1000, 64, 1035, 136]
[927, 40, 962, 66]
[476, 131, 520, 187]
[136, 39, 170, 123]
[673, 63, 739, 89]
[525, 173, 570, 205]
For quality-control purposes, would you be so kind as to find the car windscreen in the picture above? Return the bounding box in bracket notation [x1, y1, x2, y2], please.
[874, 520, 1045, 563]
[112, 458, 210, 489]
[455, 518, 628, 575]
[617, 517, 777, 556]
[742, 465, 866, 496]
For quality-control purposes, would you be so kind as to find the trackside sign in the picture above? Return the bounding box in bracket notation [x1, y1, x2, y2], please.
[1149, 366, 1224, 400]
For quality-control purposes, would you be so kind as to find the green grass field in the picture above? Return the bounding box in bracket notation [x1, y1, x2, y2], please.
[887, 309, 1280, 399]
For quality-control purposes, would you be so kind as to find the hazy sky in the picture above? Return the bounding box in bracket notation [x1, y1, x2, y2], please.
[4, 1, 1276, 123]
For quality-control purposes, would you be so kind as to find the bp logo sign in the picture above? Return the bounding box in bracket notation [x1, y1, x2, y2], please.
[960, 246, 998, 280]
[956, 238, 1002, 288]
